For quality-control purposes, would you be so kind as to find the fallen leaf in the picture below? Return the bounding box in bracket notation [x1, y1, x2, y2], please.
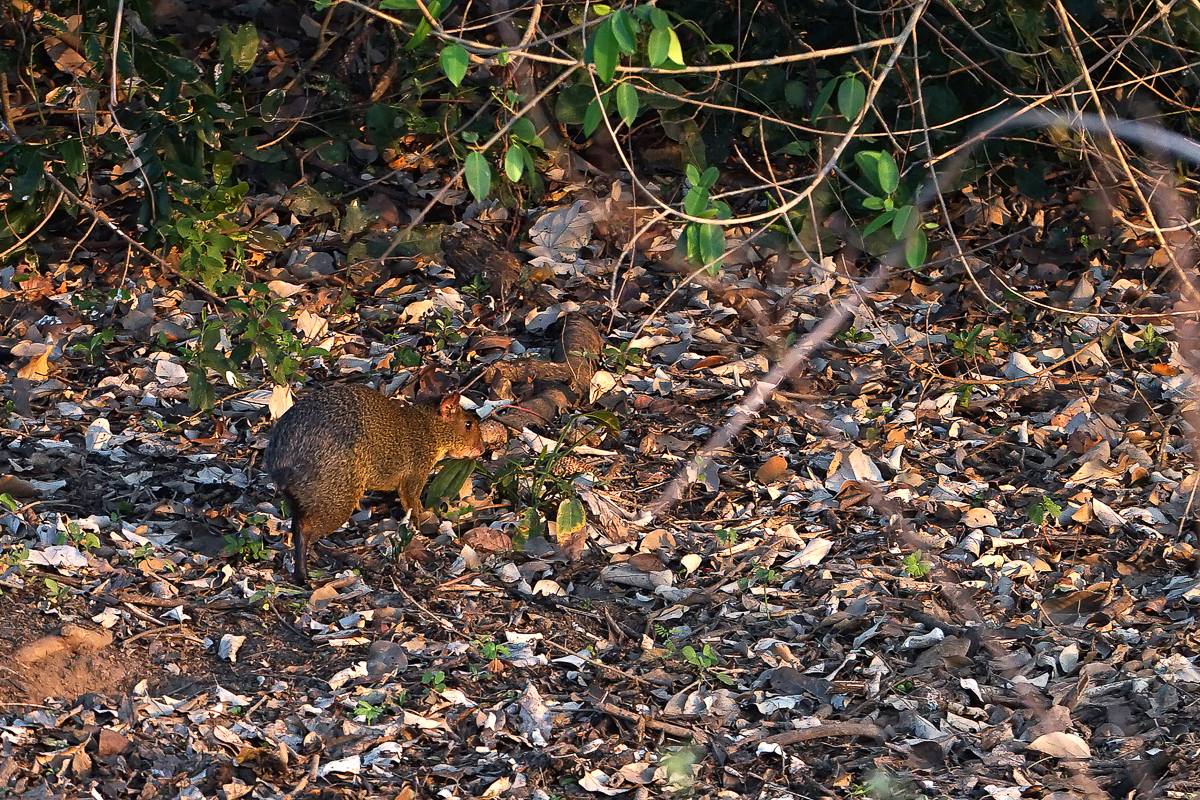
[1028, 731, 1090, 759]
[17, 350, 51, 380]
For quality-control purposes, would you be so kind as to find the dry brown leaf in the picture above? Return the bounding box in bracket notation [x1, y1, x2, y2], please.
[17, 351, 51, 381]
[0, 475, 38, 498]
[1028, 731, 1090, 759]
[755, 455, 790, 483]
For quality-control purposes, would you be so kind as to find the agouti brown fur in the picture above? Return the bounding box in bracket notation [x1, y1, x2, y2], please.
[264, 384, 485, 584]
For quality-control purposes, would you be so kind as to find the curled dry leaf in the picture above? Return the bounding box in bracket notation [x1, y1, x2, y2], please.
[1028, 731, 1090, 759]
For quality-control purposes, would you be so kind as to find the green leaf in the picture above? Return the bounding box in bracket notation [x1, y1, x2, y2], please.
[642, 77, 685, 110]
[187, 369, 216, 412]
[406, 0, 445, 48]
[591, 20, 619, 83]
[440, 43, 469, 86]
[504, 142, 528, 182]
[837, 76, 866, 121]
[699, 223, 725, 274]
[648, 27, 671, 67]
[616, 83, 638, 127]
[555, 85, 593, 125]
[699, 166, 719, 189]
[425, 458, 476, 509]
[464, 151, 492, 201]
[675, 119, 706, 167]
[262, 88, 285, 117]
[854, 150, 880, 178]
[515, 507, 545, 544]
[905, 229, 928, 270]
[891, 204, 915, 238]
[211, 150, 236, 184]
[686, 163, 701, 185]
[84, 36, 104, 72]
[219, 23, 259, 73]
[167, 55, 202, 82]
[862, 196, 885, 211]
[612, 10, 639, 53]
[577, 409, 621, 434]
[520, 147, 538, 188]
[60, 139, 85, 177]
[38, 13, 69, 32]
[810, 77, 838, 123]
[556, 497, 586, 539]
[685, 224, 701, 263]
[11, 153, 44, 201]
[784, 81, 806, 108]
[665, 29, 684, 66]
[862, 208, 896, 238]
[649, 6, 670, 29]
[511, 117, 543, 147]
[876, 151, 899, 194]
[583, 99, 604, 137]
[684, 186, 709, 216]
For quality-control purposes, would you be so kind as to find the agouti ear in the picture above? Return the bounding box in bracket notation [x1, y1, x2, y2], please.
[438, 393, 462, 418]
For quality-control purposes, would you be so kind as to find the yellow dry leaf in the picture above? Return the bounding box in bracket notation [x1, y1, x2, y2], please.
[17, 351, 51, 381]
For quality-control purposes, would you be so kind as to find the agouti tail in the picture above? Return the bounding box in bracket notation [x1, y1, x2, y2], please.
[264, 384, 485, 585]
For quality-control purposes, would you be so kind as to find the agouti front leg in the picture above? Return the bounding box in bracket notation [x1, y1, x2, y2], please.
[397, 478, 425, 524]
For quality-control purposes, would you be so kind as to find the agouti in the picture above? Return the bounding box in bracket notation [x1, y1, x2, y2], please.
[264, 384, 485, 584]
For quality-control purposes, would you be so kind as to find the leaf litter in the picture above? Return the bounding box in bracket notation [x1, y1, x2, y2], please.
[2, 178, 1200, 799]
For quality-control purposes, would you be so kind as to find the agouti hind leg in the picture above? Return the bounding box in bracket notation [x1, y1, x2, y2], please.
[290, 504, 314, 585]
[289, 487, 363, 585]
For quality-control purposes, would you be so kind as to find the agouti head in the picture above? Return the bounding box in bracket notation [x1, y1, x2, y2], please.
[431, 393, 485, 460]
[264, 384, 486, 585]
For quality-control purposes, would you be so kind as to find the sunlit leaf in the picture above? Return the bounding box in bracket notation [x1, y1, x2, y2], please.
[616, 83, 639, 127]
[648, 27, 670, 66]
[876, 151, 899, 194]
[665, 29, 684, 66]
[591, 20, 618, 83]
[577, 409, 621, 434]
[699, 222, 725, 273]
[464, 151, 491, 201]
[504, 142, 528, 182]
[219, 23, 259, 73]
[511, 117, 543, 147]
[684, 185, 709, 216]
[440, 43, 469, 86]
[556, 498, 586, 538]
[612, 10, 639, 53]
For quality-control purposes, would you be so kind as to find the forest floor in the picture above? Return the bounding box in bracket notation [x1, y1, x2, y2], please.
[4, 165, 1200, 800]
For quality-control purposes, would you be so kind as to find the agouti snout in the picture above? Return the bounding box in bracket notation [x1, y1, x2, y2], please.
[264, 384, 485, 585]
